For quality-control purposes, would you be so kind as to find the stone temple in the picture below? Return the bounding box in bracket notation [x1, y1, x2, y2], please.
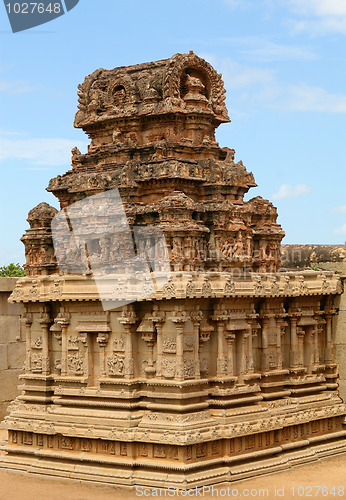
[1, 52, 346, 488]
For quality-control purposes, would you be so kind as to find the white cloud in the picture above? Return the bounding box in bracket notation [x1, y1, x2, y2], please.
[332, 204, 346, 214]
[0, 80, 42, 94]
[215, 57, 275, 90]
[224, 37, 317, 62]
[272, 183, 312, 200]
[288, 0, 346, 17]
[0, 135, 88, 166]
[272, 83, 346, 113]
[286, 0, 346, 35]
[334, 223, 346, 236]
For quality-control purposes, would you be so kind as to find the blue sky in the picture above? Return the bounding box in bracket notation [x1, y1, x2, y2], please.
[0, 0, 345, 266]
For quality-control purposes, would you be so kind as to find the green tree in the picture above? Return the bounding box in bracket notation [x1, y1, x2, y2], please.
[0, 263, 25, 277]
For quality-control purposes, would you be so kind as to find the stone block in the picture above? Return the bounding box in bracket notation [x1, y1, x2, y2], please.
[0, 401, 10, 421]
[0, 369, 22, 402]
[338, 380, 346, 404]
[7, 342, 25, 370]
[0, 345, 8, 370]
[0, 293, 11, 316]
[0, 316, 21, 344]
[0, 278, 18, 293]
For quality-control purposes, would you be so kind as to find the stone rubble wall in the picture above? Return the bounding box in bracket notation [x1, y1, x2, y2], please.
[0, 278, 25, 420]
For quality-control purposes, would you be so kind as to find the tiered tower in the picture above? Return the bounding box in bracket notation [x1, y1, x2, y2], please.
[1, 52, 346, 489]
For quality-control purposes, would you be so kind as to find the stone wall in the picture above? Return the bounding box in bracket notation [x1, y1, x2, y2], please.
[0, 278, 25, 420]
[282, 245, 346, 402]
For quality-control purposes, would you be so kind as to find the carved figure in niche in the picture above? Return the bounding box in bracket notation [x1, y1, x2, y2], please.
[88, 90, 102, 116]
[107, 353, 125, 376]
[31, 353, 43, 373]
[67, 352, 84, 375]
[224, 276, 235, 294]
[186, 279, 196, 297]
[184, 237, 192, 259]
[163, 336, 177, 353]
[71, 146, 82, 168]
[183, 359, 195, 379]
[202, 277, 212, 296]
[113, 336, 125, 351]
[80, 439, 92, 452]
[183, 74, 208, 104]
[271, 277, 280, 294]
[221, 239, 233, 259]
[254, 275, 263, 294]
[68, 335, 79, 350]
[31, 337, 42, 349]
[233, 232, 244, 259]
[184, 336, 194, 351]
[112, 128, 123, 146]
[154, 445, 166, 458]
[200, 356, 209, 374]
[162, 358, 176, 378]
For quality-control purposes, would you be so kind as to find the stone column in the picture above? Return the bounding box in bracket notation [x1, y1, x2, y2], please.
[261, 318, 269, 371]
[248, 329, 255, 373]
[238, 330, 248, 381]
[216, 323, 227, 376]
[23, 313, 32, 372]
[297, 327, 305, 367]
[305, 325, 314, 373]
[191, 310, 203, 379]
[97, 333, 110, 377]
[172, 311, 187, 381]
[289, 317, 299, 368]
[119, 308, 137, 378]
[324, 313, 333, 363]
[225, 332, 235, 376]
[39, 311, 51, 375]
[315, 325, 322, 365]
[151, 307, 165, 379]
[155, 322, 163, 378]
[55, 312, 70, 377]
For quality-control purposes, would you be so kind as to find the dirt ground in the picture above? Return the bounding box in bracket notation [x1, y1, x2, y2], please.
[0, 452, 345, 500]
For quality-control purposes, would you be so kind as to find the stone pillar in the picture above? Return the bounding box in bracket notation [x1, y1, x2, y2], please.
[155, 322, 163, 378]
[297, 327, 305, 368]
[325, 313, 333, 363]
[39, 311, 51, 375]
[225, 332, 235, 376]
[23, 313, 32, 372]
[216, 323, 226, 376]
[261, 318, 269, 371]
[152, 308, 165, 379]
[289, 317, 299, 368]
[97, 333, 110, 377]
[191, 310, 203, 379]
[238, 330, 248, 382]
[171, 311, 187, 381]
[119, 308, 137, 378]
[305, 325, 314, 373]
[55, 312, 70, 377]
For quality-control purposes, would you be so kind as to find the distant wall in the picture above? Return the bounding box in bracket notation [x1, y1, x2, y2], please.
[0, 278, 25, 420]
